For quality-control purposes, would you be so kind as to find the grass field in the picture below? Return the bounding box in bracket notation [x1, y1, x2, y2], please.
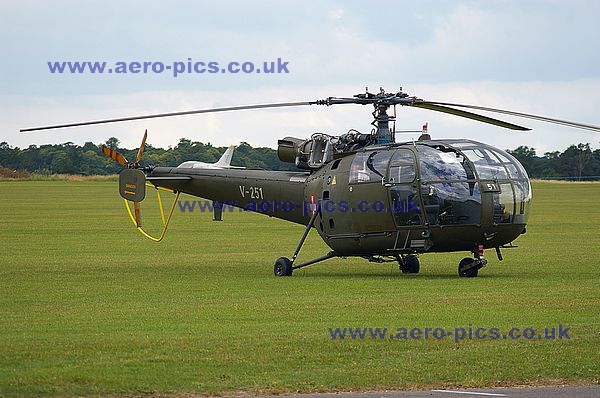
[0, 180, 599, 397]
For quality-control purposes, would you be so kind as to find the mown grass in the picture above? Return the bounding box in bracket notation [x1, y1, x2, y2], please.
[0, 180, 599, 396]
[0, 173, 118, 182]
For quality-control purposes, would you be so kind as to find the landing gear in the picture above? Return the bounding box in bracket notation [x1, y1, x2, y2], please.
[458, 258, 479, 278]
[458, 245, 488, 277]
[274, 257, 293, 276]
[273, 209, 338, 276]
[399, 255, 420, 274]
[212, 201, 223, 221]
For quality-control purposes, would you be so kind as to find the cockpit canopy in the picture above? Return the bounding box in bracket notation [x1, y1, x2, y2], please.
[349, 139, 532, 226]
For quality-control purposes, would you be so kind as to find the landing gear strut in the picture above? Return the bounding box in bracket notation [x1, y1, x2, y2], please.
[458, 244, 488, 278]
[273, 209, 338, 276]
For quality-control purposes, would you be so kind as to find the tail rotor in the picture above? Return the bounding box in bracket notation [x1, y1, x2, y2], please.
[101, 130, 148, 228]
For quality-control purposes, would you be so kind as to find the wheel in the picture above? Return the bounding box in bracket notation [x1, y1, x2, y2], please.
[458, 257, 479, 278]
[400, 255, 420, 274]
[274, 257, 293, 276]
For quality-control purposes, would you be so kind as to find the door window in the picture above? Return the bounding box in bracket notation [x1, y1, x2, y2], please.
[349, 150, 393, 184]
[421, 182, 482, 225]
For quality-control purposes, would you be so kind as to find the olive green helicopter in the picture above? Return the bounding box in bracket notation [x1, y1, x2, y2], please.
[21, 88, 600, 277]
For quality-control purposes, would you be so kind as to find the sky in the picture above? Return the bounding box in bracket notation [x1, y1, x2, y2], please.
[1, 0, 600, 154]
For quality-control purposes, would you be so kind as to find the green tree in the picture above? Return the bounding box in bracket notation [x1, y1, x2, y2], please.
[508, 146, 539, 176]
[559, 143, 593, 179]
[105, 137, 120, 150]
[1, 138, 599, 179]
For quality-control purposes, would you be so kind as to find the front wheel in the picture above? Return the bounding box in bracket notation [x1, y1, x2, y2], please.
[400, 255, 420, 274]
[274, 257, 293, 277]
[458, 258, 479, 278]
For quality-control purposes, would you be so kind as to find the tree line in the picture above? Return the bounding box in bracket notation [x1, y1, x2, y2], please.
[0, 138, 297, 176]
[508, 143, 600, 180]
[1, 138, 599, 179]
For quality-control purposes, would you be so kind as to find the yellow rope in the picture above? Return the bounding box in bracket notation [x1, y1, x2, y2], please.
[155, 185, 166, 226]
[124, 184, 180, 242]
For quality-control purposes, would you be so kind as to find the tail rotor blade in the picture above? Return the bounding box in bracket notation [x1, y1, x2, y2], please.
[135, 130, 148, 164]
[101, 145, 129, 166]
[133, 201, 142, 228]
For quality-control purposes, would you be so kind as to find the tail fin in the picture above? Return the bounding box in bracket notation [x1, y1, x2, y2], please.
[215, 145, 235, 167]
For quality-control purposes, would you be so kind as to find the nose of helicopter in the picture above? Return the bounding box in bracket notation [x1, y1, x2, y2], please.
[415, 140, 532, 226]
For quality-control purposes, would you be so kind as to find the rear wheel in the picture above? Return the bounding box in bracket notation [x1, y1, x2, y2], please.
[400, 255, 420, 274]
[274, 257, 293, 276]
[458, 257, 479, 278]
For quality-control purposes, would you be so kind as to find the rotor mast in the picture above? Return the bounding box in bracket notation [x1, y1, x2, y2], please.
[372, 95, 395, 144]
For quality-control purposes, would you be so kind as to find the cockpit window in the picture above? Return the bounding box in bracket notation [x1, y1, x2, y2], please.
[349, 150, 392, 184]
[422, 181, 482, 225]
[461, 148, 509, 180]
[497, 149, 529, 179]
[512, 179, 532, 224]
[489, 150, 519, 178]
[417, 146, 470, 182]
[388, 149, 416, 184]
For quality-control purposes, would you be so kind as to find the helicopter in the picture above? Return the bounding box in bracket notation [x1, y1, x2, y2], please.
[20, 88, 600, 277]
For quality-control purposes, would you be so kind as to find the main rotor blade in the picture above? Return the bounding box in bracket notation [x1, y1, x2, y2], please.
[412, 102, 530, 131]
[423, 101, 600, 133]
[101, 145, 128, 166]
[20, 101, 314, 132]
[135, 130, 148, 164]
